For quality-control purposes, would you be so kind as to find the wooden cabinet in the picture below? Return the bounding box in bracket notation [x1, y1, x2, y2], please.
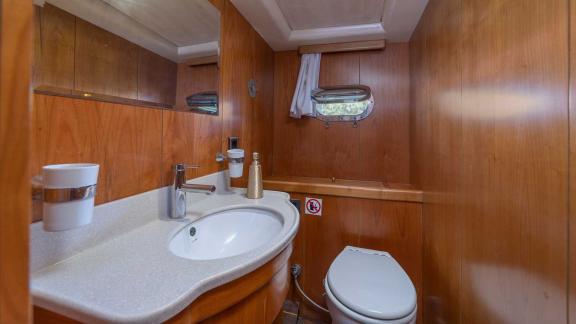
[33, 4, 177, 107]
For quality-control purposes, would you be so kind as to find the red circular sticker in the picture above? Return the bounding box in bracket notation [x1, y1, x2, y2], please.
[306, 198, 322, 215]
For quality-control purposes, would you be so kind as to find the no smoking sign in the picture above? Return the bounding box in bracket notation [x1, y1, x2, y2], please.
[305, 197, 323, 216]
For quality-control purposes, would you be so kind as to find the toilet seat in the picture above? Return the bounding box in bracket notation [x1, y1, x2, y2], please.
[324, 246, 417, 323]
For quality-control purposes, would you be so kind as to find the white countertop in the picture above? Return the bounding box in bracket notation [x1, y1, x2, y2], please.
[31, 187, 299, 323]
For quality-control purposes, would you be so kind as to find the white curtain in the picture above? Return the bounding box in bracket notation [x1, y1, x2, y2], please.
[290, 53, 321, 118]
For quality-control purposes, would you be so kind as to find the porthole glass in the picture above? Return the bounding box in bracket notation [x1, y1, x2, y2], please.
[311, 85, 373, 122]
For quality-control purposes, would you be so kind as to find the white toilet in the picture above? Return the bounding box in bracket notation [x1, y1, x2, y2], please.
[324, 246, 417, 324]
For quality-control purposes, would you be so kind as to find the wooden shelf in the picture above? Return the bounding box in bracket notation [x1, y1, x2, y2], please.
[263, 176, 423, 203]
[34, 86, 173, 109]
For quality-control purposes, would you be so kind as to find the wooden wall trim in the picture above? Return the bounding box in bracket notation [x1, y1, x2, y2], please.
[0, 0, 33, 322]
[184, 55, 219, 66]
[263, 176, 422, 202]
[298, 40, 386, 55]
[34, 86, 173, 109]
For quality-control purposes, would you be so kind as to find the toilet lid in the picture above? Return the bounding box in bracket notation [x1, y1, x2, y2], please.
[326, 246, 417, 320]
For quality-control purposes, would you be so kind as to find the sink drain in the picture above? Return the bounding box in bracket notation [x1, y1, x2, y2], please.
[189, 227, 196, 237]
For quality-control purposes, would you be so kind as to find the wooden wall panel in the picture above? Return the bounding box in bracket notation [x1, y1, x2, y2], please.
[34, 3, 75, 89]
[32, 95, 110, 206]
[410, 0, 570, 323]
[410, 0, 464, 322]
[0, 0, 33, 321]
[138, 49, 177, 105]
[32, 94, 164, 220]
[251, 33, 275, 176]
[162, 109, 223, 185]
[220, 0, 254, 182]
[104, 104, 163, 201]
[288, 193, 422, 323]
[220, 0, 275, 183]
[74, 19, 139, 99]
[272, 44, 411, 184]
[570, 0, 576, 322]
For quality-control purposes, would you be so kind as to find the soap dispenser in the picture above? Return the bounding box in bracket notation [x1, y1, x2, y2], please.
[247, 152, 263, 199]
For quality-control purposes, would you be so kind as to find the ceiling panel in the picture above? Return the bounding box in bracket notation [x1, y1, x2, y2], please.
[102, 0, 219, 47]
[276, 0, 385, 30]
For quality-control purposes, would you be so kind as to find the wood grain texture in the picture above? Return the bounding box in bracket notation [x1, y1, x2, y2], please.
[32, 95, 109, 212]
[263, 176, 422, 202]
[165, 61, 223, 183]
[251, 32, 275, 176]
[220, 0, 275, 184]
[220, 0, 254, 184]
[34, 4, 75, 89]
[298, 40, 386, 55]
[167, 245, 292, 323]
[74, 18, 139, 99]
[0, 0, 33, 322]
[33, 4, 178, 106]
[184, 55, 219, 66]
[104, 103, 163, 201]
[570, 0, 576, 322]
[272, 45, 410, 183]
[288, 193, 422, 323]
[34, 85, 173, 109]
[410, 0, 570, 323]
[162, 109, 223, 185]
[32, 94, 164, 220]
[137, 48, 177, 105]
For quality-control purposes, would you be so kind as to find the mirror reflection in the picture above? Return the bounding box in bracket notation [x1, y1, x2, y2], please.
[32, 0, 220, 112]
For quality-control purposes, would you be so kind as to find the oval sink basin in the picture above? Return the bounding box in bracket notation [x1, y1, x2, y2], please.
[169, 208, 284, 260]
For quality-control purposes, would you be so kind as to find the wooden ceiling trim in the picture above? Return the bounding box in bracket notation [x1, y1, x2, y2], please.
[298, 40, 386, 55]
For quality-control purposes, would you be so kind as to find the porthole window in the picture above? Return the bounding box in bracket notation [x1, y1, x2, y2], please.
[311, 85, 374, 122]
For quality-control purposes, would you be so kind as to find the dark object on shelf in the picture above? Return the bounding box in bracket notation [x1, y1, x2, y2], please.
[186, 91, 218, 115]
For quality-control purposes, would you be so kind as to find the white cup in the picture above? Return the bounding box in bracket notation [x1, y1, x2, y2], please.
[227, 149, 244, 178]
[42, 163, 99, 232]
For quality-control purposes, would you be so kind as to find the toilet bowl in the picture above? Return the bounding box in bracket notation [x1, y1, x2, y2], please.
[324, 246, 417, 324]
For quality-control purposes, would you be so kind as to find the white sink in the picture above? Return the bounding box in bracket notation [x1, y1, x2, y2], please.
[169, 207, 284, 260]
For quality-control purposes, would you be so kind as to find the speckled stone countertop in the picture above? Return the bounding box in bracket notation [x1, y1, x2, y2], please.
[30, 177, 299, 323]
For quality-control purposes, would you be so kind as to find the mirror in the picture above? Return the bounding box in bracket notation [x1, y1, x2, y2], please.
[32, 0, 220, 110]
[311, 85, 374, 122]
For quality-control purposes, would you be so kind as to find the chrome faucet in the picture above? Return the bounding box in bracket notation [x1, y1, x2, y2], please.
[170, 164, 216, 219]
